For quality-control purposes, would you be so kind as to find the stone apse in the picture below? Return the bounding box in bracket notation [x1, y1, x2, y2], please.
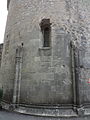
[0, 0, 90, 118]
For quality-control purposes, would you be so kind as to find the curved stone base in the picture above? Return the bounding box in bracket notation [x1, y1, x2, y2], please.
[1, 102, 90, 118]
[14, 106, 77, 117]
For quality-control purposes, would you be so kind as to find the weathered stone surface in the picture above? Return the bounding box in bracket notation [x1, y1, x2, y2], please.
[0, 44, 3, 67]
[0, 0, 90, 118]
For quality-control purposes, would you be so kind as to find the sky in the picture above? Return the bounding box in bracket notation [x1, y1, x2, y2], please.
[0, 0, 8, 43]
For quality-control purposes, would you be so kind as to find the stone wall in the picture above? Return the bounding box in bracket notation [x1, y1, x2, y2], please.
[0, 43, 3, 88]
[0, 0, 90, 107]
[7, 0, 10, 10]
[0, 44, 3, 67]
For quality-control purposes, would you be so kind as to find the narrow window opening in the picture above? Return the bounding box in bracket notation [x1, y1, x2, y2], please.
[40, 19, 51, 47]
[43, 27, 50, 47]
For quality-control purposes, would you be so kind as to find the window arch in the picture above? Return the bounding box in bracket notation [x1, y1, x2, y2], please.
[40, 19, 51, 47]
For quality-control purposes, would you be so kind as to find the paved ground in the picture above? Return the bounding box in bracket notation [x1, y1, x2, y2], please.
[0, 110, 90, 120]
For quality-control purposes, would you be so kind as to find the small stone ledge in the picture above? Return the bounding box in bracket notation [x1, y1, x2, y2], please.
[38, 47, 52, 56]
[39, 47, 51, 50]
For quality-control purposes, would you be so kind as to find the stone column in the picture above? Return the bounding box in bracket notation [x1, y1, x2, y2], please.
[70, 41, 77, 106]
[71, 41, 85, 116]
[13, 45, 23, 104]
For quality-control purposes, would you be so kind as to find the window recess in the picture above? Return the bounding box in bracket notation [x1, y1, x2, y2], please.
[40, 19, 51, 47]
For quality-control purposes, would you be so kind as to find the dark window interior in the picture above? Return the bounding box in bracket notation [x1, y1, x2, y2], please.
[43, 27, 50, 47]
[40, 19, 51, 47]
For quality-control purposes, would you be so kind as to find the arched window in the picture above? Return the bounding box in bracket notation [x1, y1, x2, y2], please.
[40, 19, 51, 47]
